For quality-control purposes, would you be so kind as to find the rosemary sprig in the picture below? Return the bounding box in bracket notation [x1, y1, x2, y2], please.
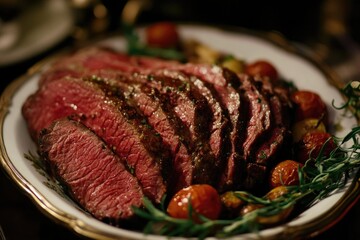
[132, 197, 234, 238]
[332, 80, 360, 120]
[133, 126, 360, 239]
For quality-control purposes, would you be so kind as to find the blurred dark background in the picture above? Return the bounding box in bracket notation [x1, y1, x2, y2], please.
[1, 0, 360, 239]
[2, 0, 360, 82]
[104, 0, 360, 44]
[121, 0, 360, 73]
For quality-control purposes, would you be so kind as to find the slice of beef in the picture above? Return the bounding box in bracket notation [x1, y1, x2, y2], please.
[253, 77, 292, 168]
[238, 74, 272, 160]
[22, 77, 168, 202]
[39, 118, 144, 222]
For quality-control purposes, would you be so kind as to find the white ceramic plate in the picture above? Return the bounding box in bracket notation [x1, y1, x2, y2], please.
[0, 0, 73, 66]
[0, 25, 359, 240]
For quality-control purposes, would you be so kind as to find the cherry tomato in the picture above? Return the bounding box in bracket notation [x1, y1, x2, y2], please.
[270, 160, 303, 188]
[245, 60, 279, 81]
[296, 131, 337, 163]
[167, 184, 221, 222]
[292, 118, 327, 142]
[290, 90, 328, 125]
[146, 22, 180, 48]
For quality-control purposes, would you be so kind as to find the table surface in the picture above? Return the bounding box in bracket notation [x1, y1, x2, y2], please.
[0, 31, 360, 240]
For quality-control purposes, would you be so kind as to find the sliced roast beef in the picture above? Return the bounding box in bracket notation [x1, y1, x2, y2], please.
[104, 72, 219, 185]
[39, 118, 144, 222]
[22, 77, 169, 202]
[23, 46, 297, 195]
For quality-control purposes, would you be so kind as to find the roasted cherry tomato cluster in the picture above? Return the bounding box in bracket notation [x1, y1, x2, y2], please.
[290, 90, 336, 164]
[268, 89, 335, 191]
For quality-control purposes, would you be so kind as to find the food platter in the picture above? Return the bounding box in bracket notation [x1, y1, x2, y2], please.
[0, 25, 359, 240]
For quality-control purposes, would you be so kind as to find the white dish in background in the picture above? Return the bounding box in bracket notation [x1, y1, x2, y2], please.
[0, 25, 359, 240]
[0, 0, 73, 66]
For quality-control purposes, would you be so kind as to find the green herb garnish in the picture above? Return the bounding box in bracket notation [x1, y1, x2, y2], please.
[332, 80, 360, 120]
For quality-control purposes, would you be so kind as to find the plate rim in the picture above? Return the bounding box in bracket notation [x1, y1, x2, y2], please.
[0, 24, 359, 240]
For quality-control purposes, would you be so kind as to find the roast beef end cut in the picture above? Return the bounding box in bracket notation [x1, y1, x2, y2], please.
[39, 118, 144, 222]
